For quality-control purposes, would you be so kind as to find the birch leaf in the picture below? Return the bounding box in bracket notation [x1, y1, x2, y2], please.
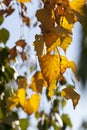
[23, 94, 40, 115]
[29, 71, 48, 93]
[61, 86, 80, 108]
[33, 35, 44, 59]
[40, 54, 61, 85]
[69, 0, 85, 15]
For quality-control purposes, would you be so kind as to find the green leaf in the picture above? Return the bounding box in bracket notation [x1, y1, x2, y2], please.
[19, 119, 29, 130]
[4, 66, 15, 82]
[0, 16, 4, 25]
[0, 47, 9, 65]
[62, 114, 72, 128]
[0, 28, 9, 44]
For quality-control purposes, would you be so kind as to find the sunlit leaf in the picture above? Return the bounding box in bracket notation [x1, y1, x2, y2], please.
[29, 71, 48, 93]
[48, 79, 57, 97]
[61, 86, 80, 108]
[69, 61, 80, 80]
[60, 36, 72, 52]
[60, 16, 73, 31]
[69, 0, 85, 15]
[0, 28, 9, 43]
[23, 94, 40, 115]
[60, 56, 70, 74]
[40, 54, 60, 85]
[16, 88, 26, 107]
[7, 88, 26, 110]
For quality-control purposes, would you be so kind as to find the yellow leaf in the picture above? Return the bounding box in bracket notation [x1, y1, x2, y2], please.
[69, 0, 85, 15]
[17, 0, 30, 3]
[23, 94, 40, 115]
[60, 36, 72, 52]
[40, 54, 61, 85]
[7, 96, 19, 110]
[60, 16, 73, 31]
[16, 88, 26, 107]
[7, 88, 26, 110]
[48, 79, 57, 97]
[29, 71, 48, 93]
[69, 61, 80, 80]
[61, 86, 80, 108]
[60, 56, 70, 74]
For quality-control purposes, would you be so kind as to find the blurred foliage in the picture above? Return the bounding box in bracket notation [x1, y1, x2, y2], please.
[0, 0, 86, 130]
[78, 4, 87, 85]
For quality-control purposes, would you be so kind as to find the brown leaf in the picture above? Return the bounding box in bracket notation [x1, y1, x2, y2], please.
[17, 77, 28, 89]
[21, 52, 27, 61]
[61, 86, 80, 109]
[6, 6, 15, 17]
[9, 46, 17, 60]
[16, 39, 26, 49]
[29, 71, 48, 93]
[2, 0, 12, 6]
[22, 15, 30, 26]
[36, 8, 54, 31]
[33, 35, 44, 59]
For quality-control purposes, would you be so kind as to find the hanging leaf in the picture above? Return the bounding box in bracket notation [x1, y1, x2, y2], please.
[48, 79, 57, 97]
[0, 28, 9, 44]
[23, 94, 40, 115]
[60, 36, 72, 52]
[33, 35, 45, 59]
[36, 8, 54, 31]
[16, 39, 26, 49]
[29, 71, 48, 93]
[9, 46, 17, 60]
[21, 15, 30, 26]
[2, 0, 12, 6]
[40, 54, 61, 85]
[16, 88, 26, 107]
[69, 61, 80, 80]
[7, 96, 19, 111]
[61, 86, 80, 108]
[60, 16, 73, 31]
[7, 88, 26, 110]
[21, 51, 27, 61]
[62, 114, 72, 128]
[19, 119, 29, 130]
[69, 0, 85, 15]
